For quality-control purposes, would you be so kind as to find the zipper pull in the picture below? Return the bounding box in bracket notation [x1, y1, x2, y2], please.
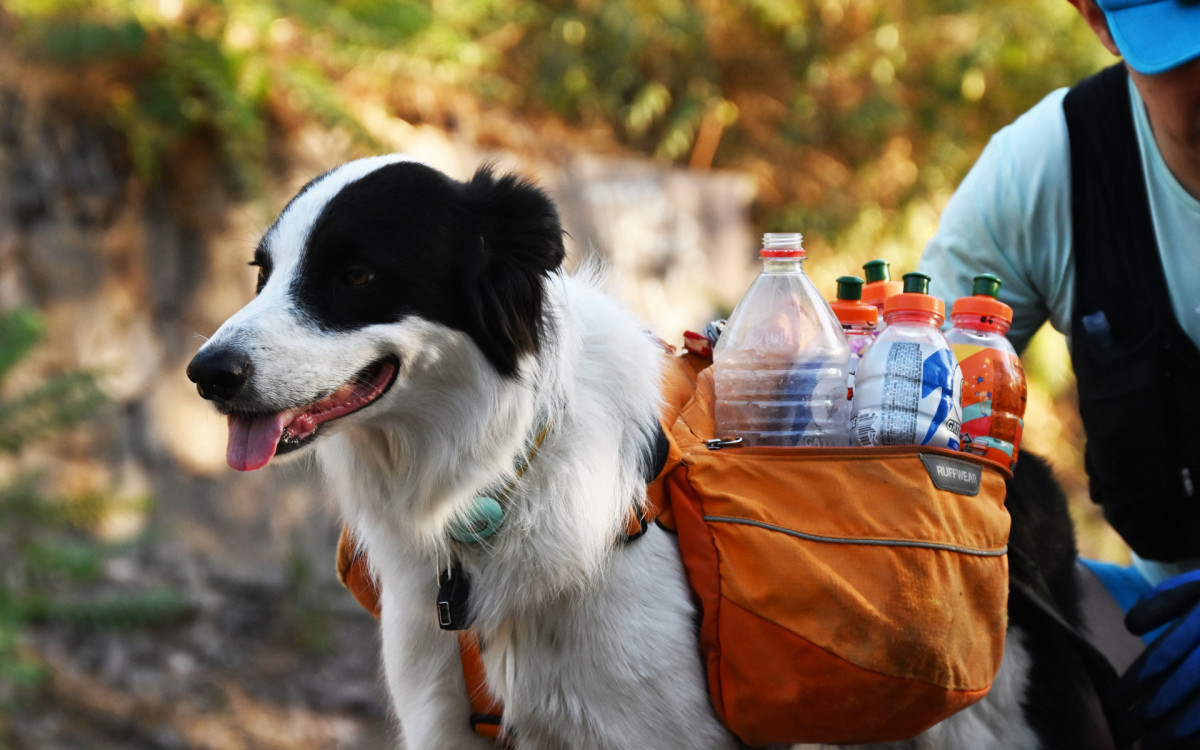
[705, 437, 744, 450]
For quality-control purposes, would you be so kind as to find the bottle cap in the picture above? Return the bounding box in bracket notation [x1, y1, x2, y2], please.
[883, 272, 945, 322]
[902, 272, 930, 295]
[862, 259, 891, 283]
[835, 275, 864, 301]
[951, 273, 1013, 323]
[830, 276, 878, 327]
[760, 232, 805, 258]
[861, 260, 903, 309]
[972, 273, 1002, 298]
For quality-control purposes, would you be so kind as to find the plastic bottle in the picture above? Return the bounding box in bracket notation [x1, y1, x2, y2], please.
[862, 259, 904, 333]
[946, 274, 1028, 469]
[713, 233, 851, 447]
[850, 272, 962, 449]
[829, 275, 878, 401]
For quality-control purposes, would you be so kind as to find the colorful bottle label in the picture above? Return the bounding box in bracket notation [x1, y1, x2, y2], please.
[851, 341, 962, 449]
[951, 343, 1027, 469]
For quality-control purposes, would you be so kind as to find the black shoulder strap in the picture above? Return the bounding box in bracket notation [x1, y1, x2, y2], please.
[1063, 63, 1166, 345]
[1062, 65, 1200, 560]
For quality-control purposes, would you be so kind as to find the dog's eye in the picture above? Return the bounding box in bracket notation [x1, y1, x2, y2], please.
[250, 262, 270, 295]
[341, 267, 375, 288]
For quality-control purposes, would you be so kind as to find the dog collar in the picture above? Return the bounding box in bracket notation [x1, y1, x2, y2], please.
[438, 414, 552, 632]
[448, 414, 553, 544]
[437, 417, 664, 633]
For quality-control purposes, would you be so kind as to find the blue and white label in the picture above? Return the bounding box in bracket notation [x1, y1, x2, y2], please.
[851, 341, 962, 449]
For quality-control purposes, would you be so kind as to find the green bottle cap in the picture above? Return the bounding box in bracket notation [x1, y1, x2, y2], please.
[836, 276, 865, 301]
[863, 259, 891, 283]
[972, 273, 1003, 298]
[902, 272, 931, 295]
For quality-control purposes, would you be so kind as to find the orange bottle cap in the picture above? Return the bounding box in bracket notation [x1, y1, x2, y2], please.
[830, 276, 878, 327]
[952, 295, 1013, 322]
[831, 299, 879, 327]
[862, 279, 903, 308]
[884, 292, 945, 321]
[883, 272, 945, 323]
[951, 274, 1013, 323]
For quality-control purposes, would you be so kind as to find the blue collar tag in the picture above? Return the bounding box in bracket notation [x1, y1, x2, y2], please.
[448, 496, 505, 543]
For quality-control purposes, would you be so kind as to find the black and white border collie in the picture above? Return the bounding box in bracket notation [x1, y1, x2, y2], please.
[187, 155, 1096, 749]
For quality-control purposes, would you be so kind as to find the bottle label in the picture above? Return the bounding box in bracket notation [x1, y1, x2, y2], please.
[952, 343, 1027, 469]
[851, 341, 962, 449]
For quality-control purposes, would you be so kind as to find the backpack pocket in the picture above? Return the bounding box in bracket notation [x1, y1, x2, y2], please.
[663, 368, 1010, 746]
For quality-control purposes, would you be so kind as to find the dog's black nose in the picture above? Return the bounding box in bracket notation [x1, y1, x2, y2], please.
[187, 348, 252, 402]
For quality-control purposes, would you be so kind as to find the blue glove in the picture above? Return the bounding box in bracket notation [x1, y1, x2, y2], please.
[1111, 569, 1200, 749]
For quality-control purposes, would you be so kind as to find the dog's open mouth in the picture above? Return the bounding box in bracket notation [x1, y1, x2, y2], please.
[225, 356, 398, 472]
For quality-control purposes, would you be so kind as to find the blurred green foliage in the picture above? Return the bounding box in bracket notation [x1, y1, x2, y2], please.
[0, 310, 186, 738]
[3, 0, 1111, 233]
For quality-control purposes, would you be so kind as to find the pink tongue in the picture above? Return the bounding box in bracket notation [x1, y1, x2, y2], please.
[226, 413, 288, 471]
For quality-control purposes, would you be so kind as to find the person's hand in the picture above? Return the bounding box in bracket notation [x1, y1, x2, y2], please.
[1111, 570, 1200, 749]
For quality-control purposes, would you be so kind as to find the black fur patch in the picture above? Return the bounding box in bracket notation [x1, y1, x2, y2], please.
[1004, 452, 1110, 749]
[286, 161, 565, 376]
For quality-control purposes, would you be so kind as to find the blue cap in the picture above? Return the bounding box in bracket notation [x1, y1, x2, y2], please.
[1095, 0, 1200, 74]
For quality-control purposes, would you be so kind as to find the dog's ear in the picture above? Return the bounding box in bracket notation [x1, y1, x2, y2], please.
[460, 166, 566, 376]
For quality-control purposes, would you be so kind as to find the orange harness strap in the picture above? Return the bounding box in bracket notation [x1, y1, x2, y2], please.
[458, 631, 510, 745]
[452, 498, 664, 746]
[338, 532, 510, 742]
[335, 524, 381, 618]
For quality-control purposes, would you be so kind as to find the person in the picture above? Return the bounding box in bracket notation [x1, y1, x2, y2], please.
[916, 0, 1200, 747]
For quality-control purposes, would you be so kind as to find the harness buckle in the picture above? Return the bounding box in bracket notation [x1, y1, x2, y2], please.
[437, 561, 474, 631]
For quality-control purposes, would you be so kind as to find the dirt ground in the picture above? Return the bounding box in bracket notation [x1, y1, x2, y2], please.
[5, 549, 397, 750]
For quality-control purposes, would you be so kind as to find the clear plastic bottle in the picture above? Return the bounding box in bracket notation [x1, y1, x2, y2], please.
[829, 275, 878, 402]
[862, 259, 904, 333]
[850, 272, 963, 449]
[714, 233, 851, 447]
[946, 274, 1027, 469]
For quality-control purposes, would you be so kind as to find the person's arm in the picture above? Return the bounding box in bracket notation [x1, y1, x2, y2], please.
[918, 88, 1076, 355]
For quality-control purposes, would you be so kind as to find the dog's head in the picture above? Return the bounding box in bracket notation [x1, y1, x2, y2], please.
[187, 156, 565, 471]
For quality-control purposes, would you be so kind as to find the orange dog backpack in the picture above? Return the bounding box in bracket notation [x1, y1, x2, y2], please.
[338, 348, 1012, 747]
[657, 359, 1010, 746]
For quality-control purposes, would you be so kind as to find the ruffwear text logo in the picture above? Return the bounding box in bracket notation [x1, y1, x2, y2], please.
[920, 454, 983, 496]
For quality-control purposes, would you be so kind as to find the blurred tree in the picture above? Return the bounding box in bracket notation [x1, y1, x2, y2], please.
[0, 310, 184, 743]
[2, 0, 1110, 244]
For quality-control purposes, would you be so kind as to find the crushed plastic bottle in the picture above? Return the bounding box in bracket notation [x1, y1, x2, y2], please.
[713, 233, 851, 447]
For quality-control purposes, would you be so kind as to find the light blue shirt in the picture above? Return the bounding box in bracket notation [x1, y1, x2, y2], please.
[918, 73, 1200, 581]
[918, 75, 1200, 355]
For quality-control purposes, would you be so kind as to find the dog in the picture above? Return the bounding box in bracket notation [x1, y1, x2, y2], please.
[187, 155, 1107, 749]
